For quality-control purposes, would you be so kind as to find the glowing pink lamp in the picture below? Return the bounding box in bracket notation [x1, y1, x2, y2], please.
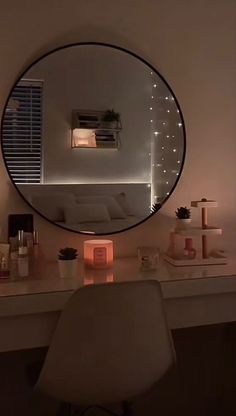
[84, 240, 113, 269]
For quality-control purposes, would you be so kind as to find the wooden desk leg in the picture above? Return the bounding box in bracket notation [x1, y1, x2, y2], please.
[201, 207, 208, 259]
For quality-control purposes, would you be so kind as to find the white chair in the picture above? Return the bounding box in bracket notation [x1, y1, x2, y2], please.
[35, 280, 176, 415]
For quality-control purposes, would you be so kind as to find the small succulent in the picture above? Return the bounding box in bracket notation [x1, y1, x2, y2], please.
[58, 247, 78, 260]
[102, 109, 120, 122]
[175, 206, 191, 219]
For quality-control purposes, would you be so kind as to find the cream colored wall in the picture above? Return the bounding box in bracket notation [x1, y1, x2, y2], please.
[0, 0, 235, 259]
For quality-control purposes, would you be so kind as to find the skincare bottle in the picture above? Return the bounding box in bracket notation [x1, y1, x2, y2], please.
[18, 246, 29, 277]
[9, 229, 24, 255]
[32, 230, 43, 260]
[18, 229, 24, 247]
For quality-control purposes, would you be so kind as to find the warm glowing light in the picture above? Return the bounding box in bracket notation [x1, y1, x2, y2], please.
[84, 240, 113, 269]
[72, 128, 96, 148]
[150, 107, 153, 110]
[154, 131, 159, 136]
[153, 84, 157, 88]
[173, 148, 177, 152]
[84, 269, 114, 284]
[177, 123, 182, 127]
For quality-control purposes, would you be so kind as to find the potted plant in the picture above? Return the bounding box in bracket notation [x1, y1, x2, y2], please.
[101, 109, 120, 129]
[175, 206, 191, 230]
[58, 247, 78, 278]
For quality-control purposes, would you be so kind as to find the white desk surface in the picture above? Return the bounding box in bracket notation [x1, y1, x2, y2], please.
[1, 257, 236, 352]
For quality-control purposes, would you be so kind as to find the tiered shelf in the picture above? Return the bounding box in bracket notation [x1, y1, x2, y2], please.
[163, 198, 227, 266]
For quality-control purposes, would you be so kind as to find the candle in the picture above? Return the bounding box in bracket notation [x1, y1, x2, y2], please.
[84, 240, 113, 269]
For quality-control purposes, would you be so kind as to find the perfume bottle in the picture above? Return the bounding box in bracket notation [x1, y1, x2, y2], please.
[183, 238, 196, 259]
[18, 229, 25, 247]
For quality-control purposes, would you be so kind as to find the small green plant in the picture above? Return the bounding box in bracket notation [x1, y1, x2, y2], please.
[58, 247, 78, 260]
[175, 206, 191, 219]
[102, 109, 120, 122]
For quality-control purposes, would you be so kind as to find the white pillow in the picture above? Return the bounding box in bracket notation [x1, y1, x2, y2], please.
[31, 193, 75, 222]
[76, 196, 126, 219]
[114, 192, 133, 216]
[64, 203, 111, 224]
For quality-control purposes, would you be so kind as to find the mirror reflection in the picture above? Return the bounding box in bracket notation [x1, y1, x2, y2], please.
[1, 43, 185, 234]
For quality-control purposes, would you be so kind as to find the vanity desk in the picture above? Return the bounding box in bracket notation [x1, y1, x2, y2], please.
[1, 257, 236, 352]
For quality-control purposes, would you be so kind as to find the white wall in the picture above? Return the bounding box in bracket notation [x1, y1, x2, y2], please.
[0, 0, 235, 259]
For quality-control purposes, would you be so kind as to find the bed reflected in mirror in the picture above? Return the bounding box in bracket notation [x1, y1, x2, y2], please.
[1, 43, 186, 234]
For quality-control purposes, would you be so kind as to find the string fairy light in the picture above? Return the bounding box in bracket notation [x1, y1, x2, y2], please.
[148, 69, 183, 205]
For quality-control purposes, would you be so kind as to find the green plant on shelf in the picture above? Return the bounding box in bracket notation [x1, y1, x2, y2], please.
[175, 206, 191, 219]
[102, 109, 120, 122]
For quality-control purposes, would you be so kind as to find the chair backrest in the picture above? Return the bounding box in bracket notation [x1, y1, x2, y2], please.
[36, 280, 175, 406]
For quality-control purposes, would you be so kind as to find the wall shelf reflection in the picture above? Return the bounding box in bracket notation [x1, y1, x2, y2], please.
[71, 109, 122, 149]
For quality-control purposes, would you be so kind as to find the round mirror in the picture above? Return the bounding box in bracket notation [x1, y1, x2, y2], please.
[1, 43, 186, 235]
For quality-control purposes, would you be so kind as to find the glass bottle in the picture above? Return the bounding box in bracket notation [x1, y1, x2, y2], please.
[183, 238, 196, 259]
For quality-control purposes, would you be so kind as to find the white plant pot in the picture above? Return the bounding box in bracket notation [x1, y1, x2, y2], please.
[175, 218, 191, 231]
[58, 259, 78, 278]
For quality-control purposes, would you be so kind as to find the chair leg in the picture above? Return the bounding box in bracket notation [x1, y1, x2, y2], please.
[122, 401, 133, 416]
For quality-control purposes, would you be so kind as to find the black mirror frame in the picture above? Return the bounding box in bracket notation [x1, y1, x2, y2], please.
[0, 41, 186, 236]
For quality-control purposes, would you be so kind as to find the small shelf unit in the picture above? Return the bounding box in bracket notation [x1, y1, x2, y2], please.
[72, 109, 122, 149]
[164, 198, 227, 266]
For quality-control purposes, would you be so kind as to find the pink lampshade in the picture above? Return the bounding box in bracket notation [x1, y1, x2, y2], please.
[84, 239, 113, 269]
